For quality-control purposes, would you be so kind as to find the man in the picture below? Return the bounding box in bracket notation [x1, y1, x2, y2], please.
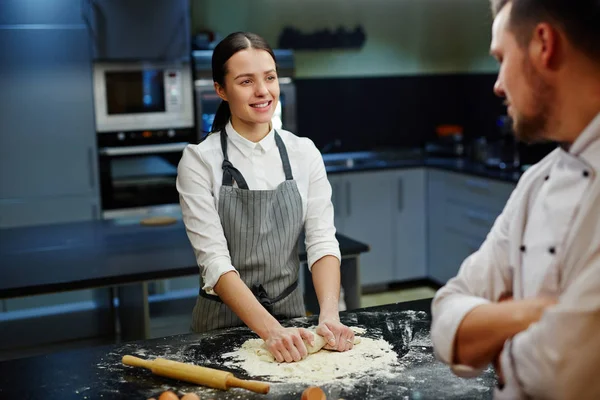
[430, 1, 600, 399]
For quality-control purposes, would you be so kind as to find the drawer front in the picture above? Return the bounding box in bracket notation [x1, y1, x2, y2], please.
[433, 170, 515, 211]
[443, 202, 502, 239]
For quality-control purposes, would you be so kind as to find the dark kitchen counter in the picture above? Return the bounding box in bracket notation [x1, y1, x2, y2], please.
[0, 298, 496, 400]
[0, 220, 369, 299]
[323, 150, 522, 183]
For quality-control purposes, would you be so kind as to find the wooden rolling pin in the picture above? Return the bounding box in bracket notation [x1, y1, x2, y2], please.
[122, 355, 270, 394]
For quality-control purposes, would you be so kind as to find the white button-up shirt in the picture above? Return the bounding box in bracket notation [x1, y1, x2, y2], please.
[431, 113, 600, 400]
[176, 121, 341, 294]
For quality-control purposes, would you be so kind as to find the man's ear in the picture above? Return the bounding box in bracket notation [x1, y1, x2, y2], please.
[214, 82, 227, 102]
[529, 22, 559, 71]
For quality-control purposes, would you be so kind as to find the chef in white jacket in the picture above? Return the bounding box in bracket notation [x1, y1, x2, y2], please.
[430, 1, 600, 399]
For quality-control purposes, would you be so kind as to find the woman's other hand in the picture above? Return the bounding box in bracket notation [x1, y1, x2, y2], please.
[316, 316, 355, 352]
[265, 326, 313, 363]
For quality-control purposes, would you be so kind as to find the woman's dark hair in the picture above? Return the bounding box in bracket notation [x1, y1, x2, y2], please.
[490, 0, 600, 62]
[210, 32, 277, 133]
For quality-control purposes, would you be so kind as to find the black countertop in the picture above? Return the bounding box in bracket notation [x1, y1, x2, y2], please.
[0, 221, 369, 298]
[0, 299, 496, 400]
[323, 151, 522, 183]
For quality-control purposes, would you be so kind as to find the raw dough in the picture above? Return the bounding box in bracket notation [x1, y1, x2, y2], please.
[221, 326, 400, 384]
[304, 329, 328, 354]
[254, 327, 363, 362]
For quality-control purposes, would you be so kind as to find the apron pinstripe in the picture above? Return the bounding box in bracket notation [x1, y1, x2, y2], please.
[191, 130, 306, 332]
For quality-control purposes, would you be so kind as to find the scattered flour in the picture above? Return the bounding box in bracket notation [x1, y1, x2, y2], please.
[221, 326, 401, 384]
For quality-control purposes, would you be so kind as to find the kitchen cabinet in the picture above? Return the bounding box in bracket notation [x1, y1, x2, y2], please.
[393, 169, 427, 281]
[0, 2, 100, 228]
[85, 0, 191, 61]
[330, 168, 427, 287]
[427, 169, 515, 284]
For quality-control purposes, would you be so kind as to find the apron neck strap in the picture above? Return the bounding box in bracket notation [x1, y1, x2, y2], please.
[274, 131, 294, 181]
[220, 129, 294, 188]
[220, 130, 249, 189]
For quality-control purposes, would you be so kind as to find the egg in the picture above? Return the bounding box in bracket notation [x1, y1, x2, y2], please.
[181, 393, 201, 400]
[158, 391, 179, 400]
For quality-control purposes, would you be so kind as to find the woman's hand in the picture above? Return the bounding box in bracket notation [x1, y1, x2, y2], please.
[316, 315, 355, 352]
[264, 326, 314, 363]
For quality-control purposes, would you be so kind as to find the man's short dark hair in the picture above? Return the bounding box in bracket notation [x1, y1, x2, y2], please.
[490, 0, 600, 62]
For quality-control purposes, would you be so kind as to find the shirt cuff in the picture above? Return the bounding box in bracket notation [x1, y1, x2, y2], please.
[307, 246, 341, 272]
[432, 295, 491, 375]
[201, 256, 238, 295]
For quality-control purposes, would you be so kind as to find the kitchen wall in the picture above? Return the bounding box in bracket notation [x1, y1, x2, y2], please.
[191, 0, 504, 151]
[191, 0, 498, 78]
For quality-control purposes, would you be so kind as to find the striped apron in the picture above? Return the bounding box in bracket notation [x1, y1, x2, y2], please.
[191, 130, 306, 332]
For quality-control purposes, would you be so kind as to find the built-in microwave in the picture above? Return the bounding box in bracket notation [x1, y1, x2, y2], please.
[93, 60, 197, 219]
[93, 60, 195, 135]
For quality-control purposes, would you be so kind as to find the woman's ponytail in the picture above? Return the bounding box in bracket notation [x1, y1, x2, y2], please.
[211, 100, 231, 133]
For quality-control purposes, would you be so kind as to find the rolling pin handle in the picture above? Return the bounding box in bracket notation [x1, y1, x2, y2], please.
[226, 376, 270, 394]
[122, 355, 153, 369]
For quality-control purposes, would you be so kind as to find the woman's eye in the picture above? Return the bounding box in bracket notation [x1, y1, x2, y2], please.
[241, 80, 251, 85]
[267, 75, 276, 81]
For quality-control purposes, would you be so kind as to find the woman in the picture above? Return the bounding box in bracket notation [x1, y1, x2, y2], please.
[176, 32, 354, 363]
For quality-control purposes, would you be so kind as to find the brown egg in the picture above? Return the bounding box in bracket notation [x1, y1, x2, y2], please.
[301, 386, 326, 400]
[158, 391, 179, 400]
[181, 393, 201, 400]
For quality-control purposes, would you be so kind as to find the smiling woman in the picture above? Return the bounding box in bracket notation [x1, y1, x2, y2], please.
[176, 32, 355, 365]
[209, 32, 280, 140]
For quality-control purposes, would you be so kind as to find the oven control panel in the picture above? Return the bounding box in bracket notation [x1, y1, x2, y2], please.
[97, 127, 197, 148]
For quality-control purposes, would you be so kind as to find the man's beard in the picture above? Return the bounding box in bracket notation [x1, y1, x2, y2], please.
[510, 59, 554, 144]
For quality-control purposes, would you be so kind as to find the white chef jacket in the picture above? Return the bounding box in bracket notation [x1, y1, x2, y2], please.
[176, 121, 341, 294]
[431, 112, 600, 400]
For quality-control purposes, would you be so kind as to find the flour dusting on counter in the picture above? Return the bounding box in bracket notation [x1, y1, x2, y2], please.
[221, 326, 401, 384]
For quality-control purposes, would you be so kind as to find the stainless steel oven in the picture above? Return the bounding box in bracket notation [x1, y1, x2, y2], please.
[192, 49, 297, 140]
[93, 60, 196, 219]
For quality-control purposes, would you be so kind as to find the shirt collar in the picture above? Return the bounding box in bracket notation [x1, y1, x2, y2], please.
[568, 111, 600, 172]
[225, 121, 276, 158]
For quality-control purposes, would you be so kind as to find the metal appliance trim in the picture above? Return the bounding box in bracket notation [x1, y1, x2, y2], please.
[99, 142, 188, 156]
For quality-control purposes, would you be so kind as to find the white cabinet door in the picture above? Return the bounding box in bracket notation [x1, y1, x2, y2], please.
[393, 169, 427, 281]
[427, 169, 516, 284]
[339, 171, 395, 286]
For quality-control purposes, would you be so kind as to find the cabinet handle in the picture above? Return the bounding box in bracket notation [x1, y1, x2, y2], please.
[88, 147, 96, 189]
[397, 177, 404, 212]
[346, 181, 351, 217]
[465, 179, 490, 191]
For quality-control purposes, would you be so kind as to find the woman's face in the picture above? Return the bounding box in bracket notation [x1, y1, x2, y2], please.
[215, 48, 280, 129]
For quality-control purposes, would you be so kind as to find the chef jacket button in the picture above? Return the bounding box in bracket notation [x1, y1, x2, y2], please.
[520, 245, 526, 252]
[549, 247, 556, 255]
[583, 170, 590, 178]
[544, 175, 550, 181]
